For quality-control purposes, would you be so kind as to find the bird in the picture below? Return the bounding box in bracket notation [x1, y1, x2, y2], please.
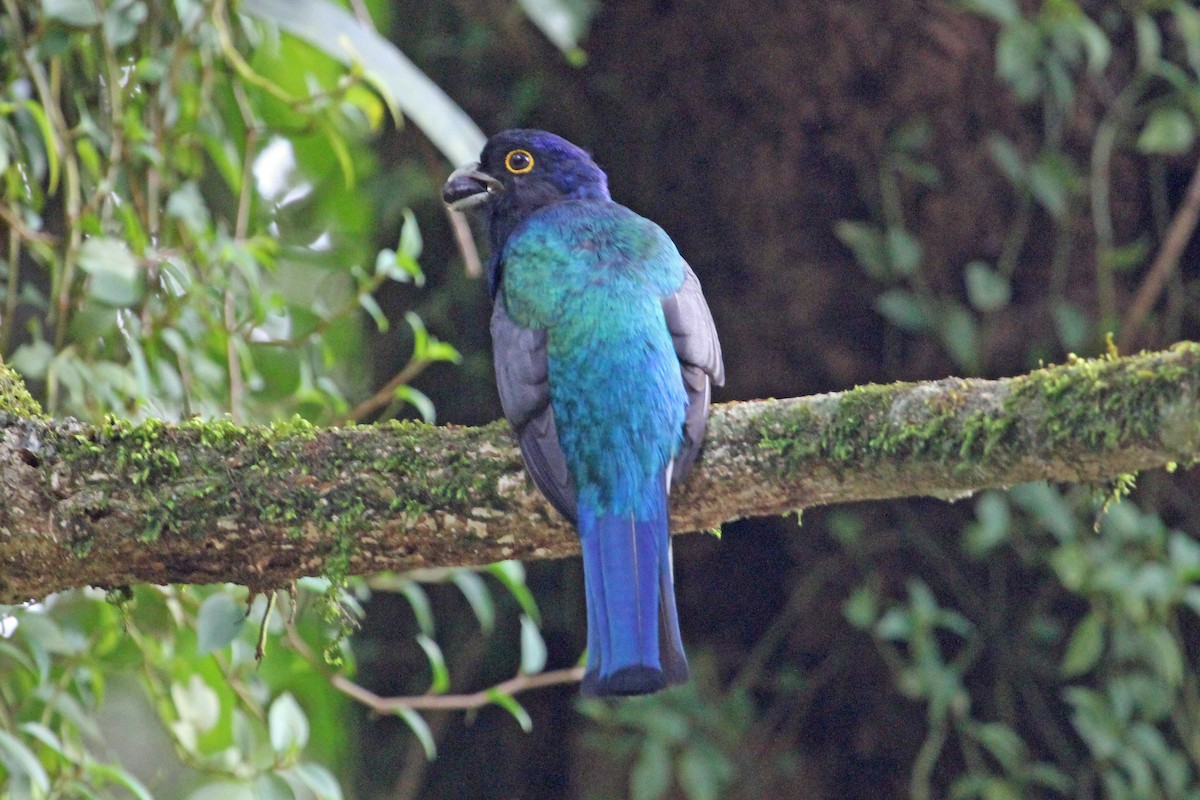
[443, 130, 724, 696]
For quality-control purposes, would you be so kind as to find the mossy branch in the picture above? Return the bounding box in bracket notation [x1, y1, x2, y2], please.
[2, 343, 1199, 604]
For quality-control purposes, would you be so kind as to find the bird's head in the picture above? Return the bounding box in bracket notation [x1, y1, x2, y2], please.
[443, 129, 610, 246]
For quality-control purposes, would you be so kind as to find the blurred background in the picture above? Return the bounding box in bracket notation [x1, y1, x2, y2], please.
[3, 0, 1200, 798]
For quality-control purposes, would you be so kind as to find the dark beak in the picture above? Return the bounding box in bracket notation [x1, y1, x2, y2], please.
[442, 162, 502, 211]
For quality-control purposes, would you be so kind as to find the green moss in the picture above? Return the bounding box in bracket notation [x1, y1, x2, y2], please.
[0, 361, 44, 419]
[756, 344, 1200, 477]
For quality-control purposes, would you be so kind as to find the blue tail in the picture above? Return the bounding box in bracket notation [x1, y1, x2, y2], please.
[578, 475, 689, 697]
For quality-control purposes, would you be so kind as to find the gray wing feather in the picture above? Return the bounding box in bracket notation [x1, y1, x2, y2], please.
[491, 297, 578, 521]
[663, 263, 725, 487]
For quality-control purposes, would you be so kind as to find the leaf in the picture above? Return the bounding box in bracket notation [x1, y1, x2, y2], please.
[393, 707, 436, 759]
[196, 592, 246, 653]
[937, 303, 981, 373]
[21, 100, 59, 193]
[834, 220, 890, 280]
[78, 237, 144, 307]
[1061, 610, 1104, 677]
[185, 782, 257, 800]
[842, 586, 878, 630]
[416, 634, 450, 694]
[240, 0, 485, 164]
[358, 293, 389, 333]
[516, 0, 595, 64]
[1053, 301, 1091, 352]
[399, 580, 435, 636]
[269, 693, 310, 755]
[485, 689, 533, 733]
[519, 614, 547, 675]
[677, 746, 723, 800]
[393, 385, 436, 424]
[452, 571, 495, 634]
[875, 289, 932, 332]
[171, 674, 220, 734]
[0, 729, 50, 795]
[289, 764, 343, 800]
[254, 774, 296, 800]
[86, 763, 155, 800]
[957, 0, 1019, 24]
[42, 0, 102, 27]
[885, 227, 922, 276]
[398, 208, 423, 260]
[630, 739, 672, 800]
[1137, 108, 1196, 155]
[487, 561, 541, 624]
[964, 261, 1011, 312]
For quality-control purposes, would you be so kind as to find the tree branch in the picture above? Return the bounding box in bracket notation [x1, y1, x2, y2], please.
[2, 343, 1199, 604]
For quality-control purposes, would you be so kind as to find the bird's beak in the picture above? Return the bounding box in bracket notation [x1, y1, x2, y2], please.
[442, 162, 502, 211]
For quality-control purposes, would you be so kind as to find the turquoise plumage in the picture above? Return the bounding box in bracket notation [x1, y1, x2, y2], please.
[444, 131, 724, 695]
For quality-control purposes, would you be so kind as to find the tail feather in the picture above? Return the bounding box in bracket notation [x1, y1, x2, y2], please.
[579, 474, 688, 697]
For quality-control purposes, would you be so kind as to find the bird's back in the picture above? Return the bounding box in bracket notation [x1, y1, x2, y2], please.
[500, 200, 688, 515]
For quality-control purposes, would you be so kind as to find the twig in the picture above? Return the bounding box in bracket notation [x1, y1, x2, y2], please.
[284, 621, 582, 715]
[1119, 153, 1200, 351]
[330, 667, 584, 713]
[345, 357, 429, 423]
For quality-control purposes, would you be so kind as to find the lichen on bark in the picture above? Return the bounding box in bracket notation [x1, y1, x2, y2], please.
[1, 343, 1198, 604]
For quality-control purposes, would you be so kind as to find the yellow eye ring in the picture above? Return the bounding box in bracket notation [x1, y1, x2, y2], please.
[505, 149, 534, 174]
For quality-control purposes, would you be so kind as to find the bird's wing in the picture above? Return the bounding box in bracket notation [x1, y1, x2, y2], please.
[662, 262, 725, 487]
[490, 296, 578, 521]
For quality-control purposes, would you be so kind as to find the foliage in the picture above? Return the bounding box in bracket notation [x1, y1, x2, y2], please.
[0, 0, 529, 797]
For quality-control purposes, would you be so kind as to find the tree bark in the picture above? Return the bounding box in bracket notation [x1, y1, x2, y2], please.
[2, 343, 1199, 604]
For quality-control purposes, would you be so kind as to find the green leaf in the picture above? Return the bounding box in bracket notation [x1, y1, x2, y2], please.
[393, 385, 436, 423]
[965, 492, 1011, 557]
[86, 763, 155, 800]
[1062, 610, 1105, 677]
[165, 181, 212, 234]
[1133, 13, 1161, 72]
[394, 707, 436, 760]
[835, 220, 890, 280]
[103, 0, 148, 46]
[399, 580, 435, 636]
[987, 134, 1025, 186]
[1053, 301, 1091, 352]
[240, 0, 485, 164]
[485, 689, 534, 732]
[1137, 108, 1196, 155]
[0, 729, 50, 795]
[416, 634, 450, 694]
[875, 289, 932, 332]
[886, 227, 922, 276]
[516, 0, 595, 64]
[196, 592, 246, 654]
[964, 261, 1011, 312]
[21, 100, 59, 193]
[487, 561, 540, 624]
[937, 303, 981, 373]
[358, 293, 389, 332]
[186, 782, 257, 800]
[288, 764, 343, 800]
[452, 570, 495, 634]
[842, 586, 878, 630]
[254, 774, 296, 800]
[968, 722, 1025, 771]
[677, 746, 728, 800]
[78, 237, 144, 307]
[171, 674, 221, 734]
[42, 0, 102, 27]
[268, 693, 310, 755]
[519, 614, 547, 675]
[398, 208, 423, 260]
[957, 0, 1019, 24]
[630, 739, 672, 800]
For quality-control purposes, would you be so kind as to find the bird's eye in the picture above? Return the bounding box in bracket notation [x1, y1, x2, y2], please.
[505, 149, 534, 174]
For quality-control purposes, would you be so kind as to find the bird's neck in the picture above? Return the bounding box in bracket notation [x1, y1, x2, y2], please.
[486, 183, 610, 298]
